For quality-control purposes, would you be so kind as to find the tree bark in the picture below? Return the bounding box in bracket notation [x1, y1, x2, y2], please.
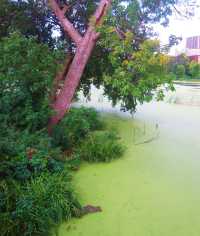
[48, 0, 111, 132]
[48, 31, 97, 130]
[50, 54, 73, 103]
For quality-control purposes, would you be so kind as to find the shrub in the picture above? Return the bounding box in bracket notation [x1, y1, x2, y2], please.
[0, 129, 46, 158]
[0, 171, 81, 236]
[51, 107, 103, 150]
[0, 130, 64, 181]
[0, 152, 65, 182]
[175, 64, 186, 79]
[0, 32, 62, 132]
[189, 61, 200, 79]
[65, 153, 81, 171]
[77, 131, 124, 163]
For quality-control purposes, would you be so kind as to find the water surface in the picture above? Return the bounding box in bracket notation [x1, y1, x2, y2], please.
[59, 85, 200, 236]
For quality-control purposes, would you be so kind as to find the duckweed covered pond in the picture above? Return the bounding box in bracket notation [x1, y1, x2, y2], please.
[59, 86, 200, 236]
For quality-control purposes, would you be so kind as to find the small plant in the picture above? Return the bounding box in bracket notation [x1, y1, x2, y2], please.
[65, 153, 81, 170]
[77, 130, 124, 163]
[51, 107, 103, 150]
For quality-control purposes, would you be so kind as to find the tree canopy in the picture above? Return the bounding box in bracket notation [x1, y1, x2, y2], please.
[0, 0, 196, 114]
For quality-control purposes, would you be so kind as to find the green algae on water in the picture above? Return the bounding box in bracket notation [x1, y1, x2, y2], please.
[59, 102, 200, 236]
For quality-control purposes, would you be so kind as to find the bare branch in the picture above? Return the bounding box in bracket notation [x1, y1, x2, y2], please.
[172, 5, 188, 18]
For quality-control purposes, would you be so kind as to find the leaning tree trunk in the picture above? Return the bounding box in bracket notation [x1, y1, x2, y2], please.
[49, 30, 97, 129]
[48, 0, 111, 132]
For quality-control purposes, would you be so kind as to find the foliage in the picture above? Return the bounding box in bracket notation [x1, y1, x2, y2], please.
[175, 64, 186, 79]
[0, 151, 64, 182]
[77, 130, 124, 163]
[1, 0, 192, 112]
[0, 106, 111, 235]
[1, 0, 193, 48]
[96, 29, 174, 111]
[0, 127, 53, 157]
[169, 53, 190, 76]
[189, 61, 200, 79]
[0, 0, 58, 47]
[65, 153, 82, 171]
[175, 54, 190, 68]
[0, 32, 63, 132]
[0, 126, 64, 181]
[169, 53, 200, 80]
[0, 171, 81, 236]
[0, 33, 83, 236]
[80, 0, 192, 104]
[0, 107, 123, 235]
[51, 107, 103, 150]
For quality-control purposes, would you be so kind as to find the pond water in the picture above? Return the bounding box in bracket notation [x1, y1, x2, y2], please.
[59, 85, 200, 236]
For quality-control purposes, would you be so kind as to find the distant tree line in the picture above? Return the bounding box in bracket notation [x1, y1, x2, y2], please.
[170, 54, 200, 80]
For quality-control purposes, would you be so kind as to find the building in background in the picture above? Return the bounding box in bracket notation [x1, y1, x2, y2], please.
[186, 36, 200, 63]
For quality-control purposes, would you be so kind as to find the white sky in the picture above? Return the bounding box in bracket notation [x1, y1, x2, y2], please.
[154, 5, 200, 55]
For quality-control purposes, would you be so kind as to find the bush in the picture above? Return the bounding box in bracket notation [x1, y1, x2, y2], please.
[175, 64, 186, 79]
[189, 61, 200, 79]
[0, 171, 81, 236]
[0, 128, 57, 158]
[77, 131, 124, 163]
[0, 151, 65, 182]
[65, 153, 81, 171]
[51, 107, 103, 150]
[0, 32, 62, 132]
[0, 129, 64, 182]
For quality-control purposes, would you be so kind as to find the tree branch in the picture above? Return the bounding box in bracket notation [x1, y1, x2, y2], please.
[93, 0, 111, 26]
[48, 0, 83, 45]
[61, 4, 70, 15]
[172, 5, 188, 18]
[115, 27, 126, 40]
[86, 0, 111, 40]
